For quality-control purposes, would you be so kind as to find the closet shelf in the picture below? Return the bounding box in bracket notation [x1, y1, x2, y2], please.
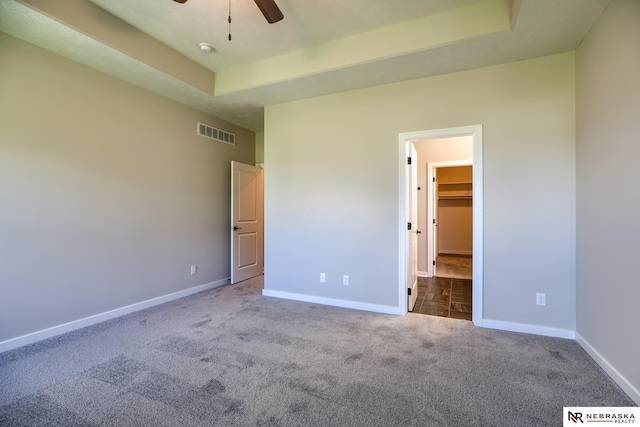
[438, 181, 472, 199]
[439, 195, 472, 199]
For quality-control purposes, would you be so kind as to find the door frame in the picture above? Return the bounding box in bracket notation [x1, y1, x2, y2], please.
[398, 125, 483, 326]
[427, 159, 472, 278]
[407, 143, 419, 311]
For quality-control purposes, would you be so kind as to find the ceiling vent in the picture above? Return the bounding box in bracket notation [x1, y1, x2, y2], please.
[197, 122, 235, 145]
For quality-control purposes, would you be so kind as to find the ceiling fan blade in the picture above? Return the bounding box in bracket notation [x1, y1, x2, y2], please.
[254, 0, 283, 24]
[173, 0, 188, 3]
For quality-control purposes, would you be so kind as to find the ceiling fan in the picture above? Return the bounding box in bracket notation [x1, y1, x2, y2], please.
[173, 0, 284, 24]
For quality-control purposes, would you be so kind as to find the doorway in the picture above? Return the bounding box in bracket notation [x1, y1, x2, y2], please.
[398, 125, 483, 326]
[420, 163, 473, 320]
[427, 160, 473, 278]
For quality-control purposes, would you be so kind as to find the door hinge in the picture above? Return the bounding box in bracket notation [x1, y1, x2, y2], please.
[407, 222, 412, 230]
[407, 288, 412, 296]
[433, 260, 436, 266]
[433, 219, 436, 224]
[433, 177, 435, 182]
[407, 157, 412, 165]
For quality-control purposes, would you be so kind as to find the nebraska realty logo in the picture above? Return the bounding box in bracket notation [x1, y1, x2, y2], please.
[564, 407, 638, 425]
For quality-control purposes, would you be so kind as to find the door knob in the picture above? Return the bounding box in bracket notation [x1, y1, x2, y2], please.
[233, 226, 242, 231]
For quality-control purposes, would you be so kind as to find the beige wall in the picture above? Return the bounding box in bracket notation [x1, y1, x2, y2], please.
[576, 0, 640, 403]
[437, 166, 472, 183]
[255, 132, 265, 165]
[414, 137, 472, 273]
[265, 52, 576, 331]
[0, 33, 255, 343]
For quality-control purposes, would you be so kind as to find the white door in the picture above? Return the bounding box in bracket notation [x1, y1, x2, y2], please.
[231, 161, 263, 284]
[407, 144, 419, 311]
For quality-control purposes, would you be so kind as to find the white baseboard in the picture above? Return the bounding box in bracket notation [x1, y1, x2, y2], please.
[477, 318, 575, 339]
[0, 278, 230, 354]
[262, 289, 404, 315]
[418, 271, 430, 278]
[576, 332, 640, 405]
[439, 250, 472, 256]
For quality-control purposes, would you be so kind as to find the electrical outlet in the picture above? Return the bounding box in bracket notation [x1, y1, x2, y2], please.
[343, 275, 349, 286]
[190, 265, 197, 275]
[320, 273, 326, 283]
[536, 293, 546, 306]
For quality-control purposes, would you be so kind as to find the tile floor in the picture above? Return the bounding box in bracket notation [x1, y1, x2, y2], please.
[411, 276, 472, 321]
[434, 255, 472, 280]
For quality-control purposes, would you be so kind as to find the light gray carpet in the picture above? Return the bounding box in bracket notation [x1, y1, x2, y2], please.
[0, 276, 634, 426]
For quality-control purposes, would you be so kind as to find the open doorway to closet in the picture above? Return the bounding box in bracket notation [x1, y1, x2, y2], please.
[400, 126, 482, 324]
[423, 162, 473, 320]
[429, 163, 473, 281]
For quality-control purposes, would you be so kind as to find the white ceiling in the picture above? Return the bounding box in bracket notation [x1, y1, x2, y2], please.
[1, 0, 611, 131]
[86, 0, 488, 71]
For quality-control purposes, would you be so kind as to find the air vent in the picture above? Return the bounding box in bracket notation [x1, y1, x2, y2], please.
[197, 122, 235, 145]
